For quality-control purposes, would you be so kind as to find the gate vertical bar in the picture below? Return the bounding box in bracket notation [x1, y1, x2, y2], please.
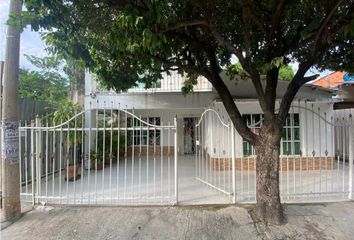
[139, 115, 142, 200]
[45, 120, 49, 202]
[168, 122, 171, 198]
[110, 102, 113, 204]
[19, 121, 22, 198]
[87, 103, 92, 204]
[160, 121, 164, 203]
[231, 122, 236, 203]
[24, 121, 28, 200]
[30, 120, 35, 205]
[52, 122, 56, 200]
[73, 109, 77, 204]
[174, 116, 178, 204]
[132, 108, 135, 201]
[102, 102, 106, 203]
[116, 106, 121, 203]
[348, 114, 353, 199]
[35, 117, 42, 203]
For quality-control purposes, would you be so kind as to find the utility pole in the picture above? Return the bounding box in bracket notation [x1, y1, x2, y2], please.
[0, 61, 4, 201]
[1, 0, 22, 221]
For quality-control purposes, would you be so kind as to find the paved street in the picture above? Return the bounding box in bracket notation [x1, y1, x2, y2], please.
[2, 201, 354, 239]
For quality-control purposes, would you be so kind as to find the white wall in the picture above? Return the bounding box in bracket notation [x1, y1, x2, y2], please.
[85, 92, 217, 111]
[85, 72, 340, 158]
[200, 100, 335, 158]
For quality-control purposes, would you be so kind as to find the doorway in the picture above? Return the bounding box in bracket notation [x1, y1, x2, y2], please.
[183, 117, 197, 155]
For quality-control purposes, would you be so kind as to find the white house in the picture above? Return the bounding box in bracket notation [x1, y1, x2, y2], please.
[17, 70, 353, 207]
[84, 71, 340, 173]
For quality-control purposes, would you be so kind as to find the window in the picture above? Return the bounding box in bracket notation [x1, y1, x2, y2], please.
[243, 114, 262, 156]
[127, 117, 161, 146]
[282, 114, 300, 155]
[242, 113, 300, 156]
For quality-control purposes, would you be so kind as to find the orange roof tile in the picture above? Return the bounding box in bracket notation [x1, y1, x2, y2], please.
[311, 71, 345, 89]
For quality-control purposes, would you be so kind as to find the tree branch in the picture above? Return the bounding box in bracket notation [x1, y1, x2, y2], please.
[160, 19, 208, 32]
[312, 0, 343, 55]
[207, 24, 240, 55]
[203, 45, 257, 144]
[238, 0, 268, 36]
[264, 67, 280, 117]
[206, 23, 268, 115]
[277, 61, 318, 124]
[270, 0, 285, 38]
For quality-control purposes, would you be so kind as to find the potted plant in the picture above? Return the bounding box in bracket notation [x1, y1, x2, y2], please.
[52, 100, 83, 181]
[96, 119, 126, 166]
[90, 150, 104, 170]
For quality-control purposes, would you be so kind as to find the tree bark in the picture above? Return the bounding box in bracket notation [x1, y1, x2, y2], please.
[254, 120, 286, 225]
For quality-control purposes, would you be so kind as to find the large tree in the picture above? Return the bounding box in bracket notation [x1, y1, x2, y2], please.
[22, 0, 354, 224]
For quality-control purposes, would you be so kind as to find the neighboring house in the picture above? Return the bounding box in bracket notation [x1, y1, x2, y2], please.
[85, 71, 336, 171]
[311, 71, 354, 159]
[312, 71, 354, 109]
[311, 71, 346, 89]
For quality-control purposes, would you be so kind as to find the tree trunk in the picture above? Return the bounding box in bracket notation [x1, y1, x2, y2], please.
[254, 123, 286, 225]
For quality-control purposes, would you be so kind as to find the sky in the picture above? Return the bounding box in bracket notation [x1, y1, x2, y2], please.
[0, 0, 46, 70]
[0, 0, 331, 78]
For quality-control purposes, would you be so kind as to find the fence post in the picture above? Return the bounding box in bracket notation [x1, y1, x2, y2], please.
[231, 122, 236, 203]
[349, 114, 353, 200]
[174, 116, 178, 204]
[35, 116, 42, 203]
[30, 120, 35, 205]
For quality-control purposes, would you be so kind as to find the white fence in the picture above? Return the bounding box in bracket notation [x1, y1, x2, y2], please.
[196, 104, 354, 203]
[19, 107, 177, 205]
[121, 73, 212, 93]
[14, 102, 354, 206]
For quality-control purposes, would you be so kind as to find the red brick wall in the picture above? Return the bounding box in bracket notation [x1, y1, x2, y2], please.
[126, 146, 175, 157]
[203, 149, 335, 171]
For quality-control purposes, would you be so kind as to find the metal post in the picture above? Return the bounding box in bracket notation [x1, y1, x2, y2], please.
[35, 116, 42, 203]
[30, 121, 35, 205]
[1, 0, 22, 221]
[231, 122, 236, 203]
[174, 116, 178, 204]
[348, 114, 353, 199]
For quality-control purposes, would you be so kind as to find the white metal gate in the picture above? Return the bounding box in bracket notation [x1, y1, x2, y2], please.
[195, 109, 236, 203]
[19, 106, 177, 205]
[196, 103, 354, 203]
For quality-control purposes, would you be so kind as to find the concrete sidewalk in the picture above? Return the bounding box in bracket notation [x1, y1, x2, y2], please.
[1, 202, 354, 240]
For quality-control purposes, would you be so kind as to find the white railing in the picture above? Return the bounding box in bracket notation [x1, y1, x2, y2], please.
[196, 103, 354, 203]
[126, 75, 212, 93]
[15, 101, 354, 206]
[18, 106, 178, 206]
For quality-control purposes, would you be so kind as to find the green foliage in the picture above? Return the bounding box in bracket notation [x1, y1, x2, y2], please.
[90, 121, 126, 167]
[181, 73, 198, 95]
[90, 151, 103, 165]
[51, 100, 82, 144]
[19, 55, 69, 106]
[21, 1, 353, 90]
[227, 62, 294, 81]
[226, 62, 247, 81]
[52, 100, 81, 125]
[278, 65, 294, 81]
